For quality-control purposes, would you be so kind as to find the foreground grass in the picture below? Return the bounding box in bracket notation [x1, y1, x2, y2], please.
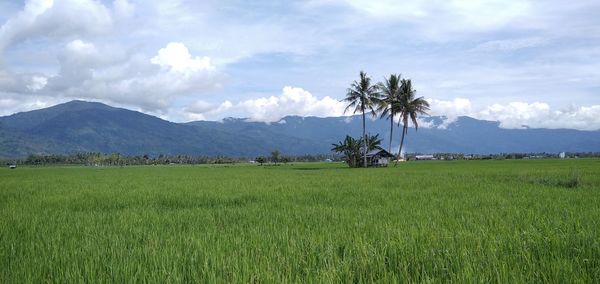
[1, 159, 599, 282]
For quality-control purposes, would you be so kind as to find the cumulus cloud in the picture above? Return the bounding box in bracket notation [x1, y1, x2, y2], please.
[27, 76, 47, 91]
[428, 98, 473, 119]
[180, 93, 600, 131]
[0, 40, 221, 112]
[51, 41, 219, 111]
[425, 98, 600, 131]
[0, 70, 48, 94]
[0, 94, 65, 116]
[1, 0, 599, 133]
[151, 42, 215, 76]
[183, 100, 233, 121]
[0, 0, 112, 53]
[478, 102, 600, 130]
[183, 86, 345, 122]
[238, 86, 344, 122]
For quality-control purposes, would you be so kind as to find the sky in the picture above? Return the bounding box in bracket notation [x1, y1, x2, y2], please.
[0, 0, 599, 130]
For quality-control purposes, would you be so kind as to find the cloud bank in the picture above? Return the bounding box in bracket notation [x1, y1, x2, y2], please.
[427, 98, 600, 131]
[181, 91, 600, 130]
[183, 86, 345, 122]
[0, 0, 599, 131]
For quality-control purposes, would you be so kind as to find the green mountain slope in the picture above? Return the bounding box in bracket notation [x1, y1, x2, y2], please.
[1, 100, 599, 158]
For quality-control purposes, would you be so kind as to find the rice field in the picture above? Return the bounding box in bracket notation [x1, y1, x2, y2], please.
[1, 159, 599, 282]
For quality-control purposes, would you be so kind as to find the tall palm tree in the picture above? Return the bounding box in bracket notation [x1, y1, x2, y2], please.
[395, 79, 430, 165]
[342, 71, 381, 167]
[376, 74, 402, 153]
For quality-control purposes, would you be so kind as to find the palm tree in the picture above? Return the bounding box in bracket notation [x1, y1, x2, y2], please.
[364, 133, 384, 152]
[395, 79, 430, 165]
[342, 71, 381, 167]
[376, 74, 402, 153]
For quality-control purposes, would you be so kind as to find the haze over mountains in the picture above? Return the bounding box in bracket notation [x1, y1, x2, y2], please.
[0, 100, 599, 158]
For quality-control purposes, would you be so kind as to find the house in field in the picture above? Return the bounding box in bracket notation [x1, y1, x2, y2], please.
[366, 149, 395, 167]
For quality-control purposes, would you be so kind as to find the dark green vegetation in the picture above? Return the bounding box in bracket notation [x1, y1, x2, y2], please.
[331, 134, 383, 168]
[2, 100, 600, 158]
[1, 159, 599, 282]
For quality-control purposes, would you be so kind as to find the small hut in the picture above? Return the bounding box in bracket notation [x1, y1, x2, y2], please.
[366, 149, 395, 167]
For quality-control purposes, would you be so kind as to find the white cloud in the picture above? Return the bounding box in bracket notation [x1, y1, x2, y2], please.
[27, 75, 47, 91]
[239, 86, 345, 122]
[478, 102, 600, 130]
[182, 86, 345, 122]
[1, 0, 599, 132]
[426, 98, 473, 128]
[0, 70, 48, 94]
[317, 0, 531, 39]
[66, 39, 96, 55]
[0, 41, 223, 112]
[178, 94, 600, 131]
[0, 94, 65, 116]
[54, 43, 220, 111]
[151, 42, 215, 76]
[426, 98, 600, 131]
[183, 100, 233, 121]
[0, 0, 112, 53]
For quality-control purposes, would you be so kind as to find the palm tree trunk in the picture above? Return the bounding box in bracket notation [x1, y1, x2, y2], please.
[395, 124, 407, 166]
[362, 111, 367, 168]
[389, 113, 394, 153]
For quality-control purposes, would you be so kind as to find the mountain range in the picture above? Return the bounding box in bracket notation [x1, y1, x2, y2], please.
[1, 100, 599, 158]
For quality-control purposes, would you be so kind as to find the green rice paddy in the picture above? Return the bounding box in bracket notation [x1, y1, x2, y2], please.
[1, 159, 599, 282]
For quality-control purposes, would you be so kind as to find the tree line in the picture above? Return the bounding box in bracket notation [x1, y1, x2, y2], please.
[332, 71, 430, 168]
[4, 151, 597, 167]
[3, 152, 336, 166]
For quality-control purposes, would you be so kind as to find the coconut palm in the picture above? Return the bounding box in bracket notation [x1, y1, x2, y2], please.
[342, 71, 381, 167]
[364, 133, 384, 152]
[376, 74, 402, 153]
[395, 79, 430, 165]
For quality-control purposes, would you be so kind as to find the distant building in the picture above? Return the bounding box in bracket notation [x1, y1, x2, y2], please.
[559, 152, 566, 159]
[324, 158, 333, 162]
[415, 155, 434, 160]
[9, 165, 16, 169]
[366, 149, 395, 167]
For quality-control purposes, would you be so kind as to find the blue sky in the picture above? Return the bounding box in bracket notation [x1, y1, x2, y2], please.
[1, 0, 599, 130]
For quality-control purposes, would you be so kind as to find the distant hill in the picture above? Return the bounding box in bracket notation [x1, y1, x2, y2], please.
[1, 100, 599, 158]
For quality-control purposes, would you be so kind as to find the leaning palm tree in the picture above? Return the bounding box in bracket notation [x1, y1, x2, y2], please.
[395, 79, 430, 165]
[342, 71, 381, 167]
[376, 74, 402, 153]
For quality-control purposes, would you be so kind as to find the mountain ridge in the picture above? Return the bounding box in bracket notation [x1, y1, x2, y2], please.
[1, 100, 599, 158]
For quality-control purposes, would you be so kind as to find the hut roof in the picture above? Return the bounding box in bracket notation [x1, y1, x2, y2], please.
[366, 149, 395, 158]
